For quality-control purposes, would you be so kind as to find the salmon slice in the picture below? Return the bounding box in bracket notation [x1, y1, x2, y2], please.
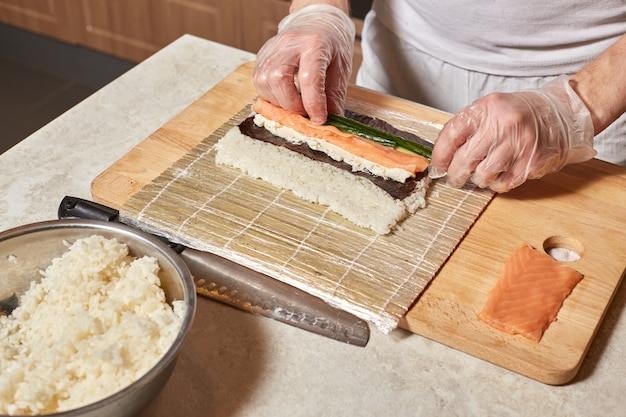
[478, 244, 584, 342]
[252, 99, 430, 175]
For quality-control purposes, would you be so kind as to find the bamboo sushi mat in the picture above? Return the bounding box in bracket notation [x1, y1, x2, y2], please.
[119, 102, 494, 333]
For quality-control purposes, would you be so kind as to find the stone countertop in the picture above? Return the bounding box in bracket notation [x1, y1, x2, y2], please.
[1, 35, 624, 417]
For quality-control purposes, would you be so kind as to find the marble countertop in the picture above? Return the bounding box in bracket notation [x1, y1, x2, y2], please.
[1, 35, 624, 417]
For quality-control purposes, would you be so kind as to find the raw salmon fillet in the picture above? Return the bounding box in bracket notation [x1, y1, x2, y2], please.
[252, 99, 430, 174]
[478, 244, 584, 342]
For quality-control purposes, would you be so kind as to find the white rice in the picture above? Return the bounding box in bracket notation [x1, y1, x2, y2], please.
[215, 126, 429, 235]
[0, 235, 185, 415]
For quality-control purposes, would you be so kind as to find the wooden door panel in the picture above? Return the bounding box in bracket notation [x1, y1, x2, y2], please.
[79, 0, 161, 61]
[158, 0, 239, 48]
[0, 0, 80, 43]
[240, 0, 289, 53]
[78, 0, 239, 62]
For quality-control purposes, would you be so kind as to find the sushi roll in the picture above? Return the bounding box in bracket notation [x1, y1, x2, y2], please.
[215, 99, 431, 235]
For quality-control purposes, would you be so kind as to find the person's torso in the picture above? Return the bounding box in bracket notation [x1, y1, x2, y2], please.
[372, 0, 626, 75]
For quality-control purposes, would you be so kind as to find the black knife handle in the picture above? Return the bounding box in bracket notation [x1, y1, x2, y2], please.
[59, 196, 119, 222]
[58, 196, 186, 253]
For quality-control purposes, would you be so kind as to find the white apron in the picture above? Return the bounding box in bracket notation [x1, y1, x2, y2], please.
[356, 1, 626, 165]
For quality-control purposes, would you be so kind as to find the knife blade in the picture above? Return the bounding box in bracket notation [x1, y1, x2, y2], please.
[58, 196, 369, 346]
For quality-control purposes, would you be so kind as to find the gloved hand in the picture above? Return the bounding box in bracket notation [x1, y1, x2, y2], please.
[252, 4, 355, 124]
[429, 75, 596, 193]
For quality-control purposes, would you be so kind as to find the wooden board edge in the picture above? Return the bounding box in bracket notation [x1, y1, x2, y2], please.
[91, 61, 257, 209]
[400, 159, 626, 384]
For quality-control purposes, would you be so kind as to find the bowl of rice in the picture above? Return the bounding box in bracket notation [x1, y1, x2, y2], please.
[0, 219, 197, 416]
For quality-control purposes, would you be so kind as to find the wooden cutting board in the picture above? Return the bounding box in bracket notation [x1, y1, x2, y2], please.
[92, 61, 626, 385]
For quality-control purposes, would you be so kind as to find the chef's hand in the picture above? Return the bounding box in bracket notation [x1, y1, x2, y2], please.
[429, 76, 596, 193]
[253, 4, 355, 124]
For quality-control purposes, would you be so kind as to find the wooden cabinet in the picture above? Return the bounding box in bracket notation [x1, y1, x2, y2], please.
[77, 0, 243, 62]
[0, 0, 362, 81]
[240, 0, 290, 53]
[0, 0, 280, 61]
[0, 0, 81, 43]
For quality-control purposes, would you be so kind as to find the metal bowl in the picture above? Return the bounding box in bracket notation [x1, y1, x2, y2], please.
[0, 219, 197, 417]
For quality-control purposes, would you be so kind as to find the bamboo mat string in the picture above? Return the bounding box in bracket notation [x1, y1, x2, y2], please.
[279, 206, 332, 273]
[176, 172, 244, 237]
[379, 185, 480, 314]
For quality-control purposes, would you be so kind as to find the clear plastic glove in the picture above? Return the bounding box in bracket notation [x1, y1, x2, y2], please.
[429, 75, 596, 193]
[252, 4, 355, 124]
